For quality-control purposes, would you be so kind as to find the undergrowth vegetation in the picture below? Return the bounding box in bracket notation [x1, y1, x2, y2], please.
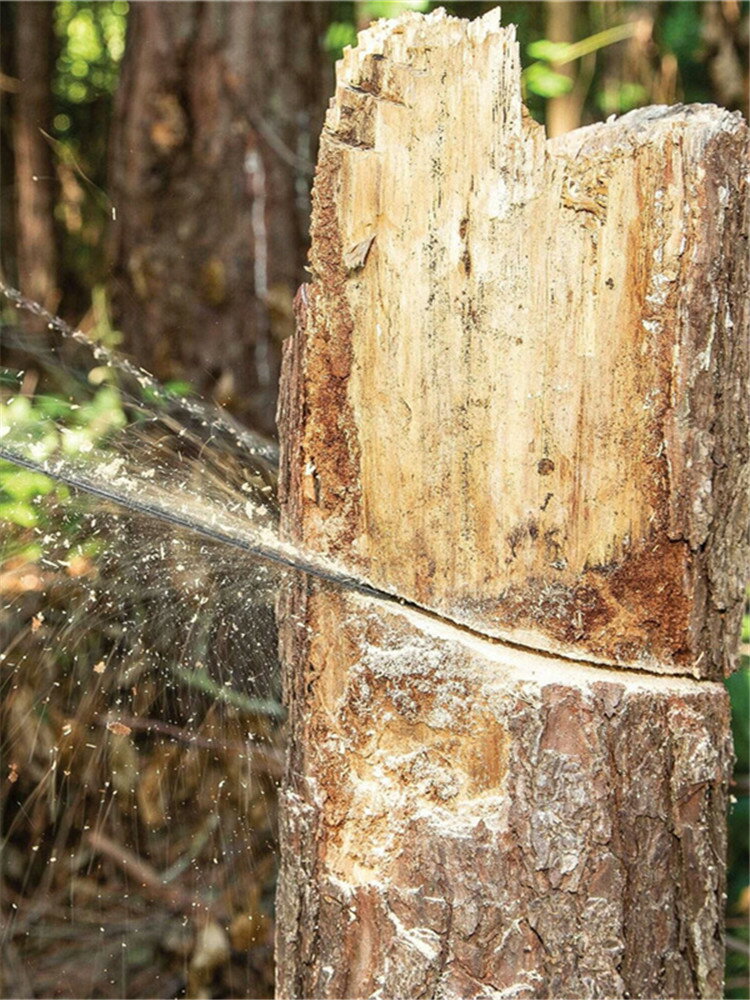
[1, 315, 282, 996]
[1, 2, 748, 997]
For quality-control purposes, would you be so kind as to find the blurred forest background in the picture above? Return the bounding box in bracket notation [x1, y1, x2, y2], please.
[0, 2, 748, 998]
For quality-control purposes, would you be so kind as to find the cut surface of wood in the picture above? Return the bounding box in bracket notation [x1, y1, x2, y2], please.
[276, 586, 731, 999]
[280, 7, 749, 678]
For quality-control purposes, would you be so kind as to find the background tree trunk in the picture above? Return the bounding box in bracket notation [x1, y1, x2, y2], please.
[12, 1, 58, 312]
[544, 0, 582, 137]
[108, 1, 332, 435]
[0, 3, 17, 288]
[276, 9, 748, 997]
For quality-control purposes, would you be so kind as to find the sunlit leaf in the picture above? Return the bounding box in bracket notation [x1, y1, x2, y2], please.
[527, 39, 570, 63]
[523, 62, 574, 99]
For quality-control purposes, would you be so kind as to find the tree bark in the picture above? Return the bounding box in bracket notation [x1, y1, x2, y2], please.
[108, 1, 332, 434]
[276, 585, 732, 999]
[276, 9, 748, 998]
[12, 0, 57, 311]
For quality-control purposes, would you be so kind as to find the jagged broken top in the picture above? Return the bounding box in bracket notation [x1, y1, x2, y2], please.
[288, 5, 748, 679]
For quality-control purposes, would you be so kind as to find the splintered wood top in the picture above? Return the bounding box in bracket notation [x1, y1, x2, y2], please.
[279, 8, 749, 678]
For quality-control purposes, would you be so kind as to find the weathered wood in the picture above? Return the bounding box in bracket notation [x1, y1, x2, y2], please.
[281, 8, 748, 679]
[276, 8, 748, 998]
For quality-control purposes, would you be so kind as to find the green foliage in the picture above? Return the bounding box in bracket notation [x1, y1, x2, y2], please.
[50, 3, 128, 307]
[655, 2, 717, 107]
[727, 665, 750, 775]
[0, 462, 52, 539]
[0, 496, 40, 529]
[528, 22, 639, 65]
[54, 0, 127, 109]
[364, 0, 429, 20]
[523, 61, 574, 99]
[524, 21, 640, 105]
[596, 81, 649, 116]
[140, 379, 194, 408]
[725, 597, 750, 999]
[0, 382, 126, 536]
[5, 5, 748, 995]
[325, 20, 358, 59]
[1, 384, 127, 454]
[0, 468, 56, 503]
[660, 0, 702, 58]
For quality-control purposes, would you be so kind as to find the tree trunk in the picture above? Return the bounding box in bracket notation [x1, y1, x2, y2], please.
[276, 9, 748, 998]
[12, 0, 57, 311]
[0, 4, 16, 287]
[544, 0, 582, 137]
[108, 1, 332, 434]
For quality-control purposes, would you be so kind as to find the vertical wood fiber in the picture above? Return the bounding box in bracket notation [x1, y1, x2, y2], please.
[277, 8, 747, 997]
[281, 8, 748, 677]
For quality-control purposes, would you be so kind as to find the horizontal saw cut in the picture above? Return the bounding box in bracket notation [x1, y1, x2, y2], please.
[279, 7, 749, 678]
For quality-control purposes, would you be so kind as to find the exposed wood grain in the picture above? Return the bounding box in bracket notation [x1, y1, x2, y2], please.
[276, 8, 747, 997]
[281, 8, 748, 678]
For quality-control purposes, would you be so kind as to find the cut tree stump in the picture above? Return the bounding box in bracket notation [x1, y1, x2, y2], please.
[277, 8, 748, 999]
[276, 587, 732, 998]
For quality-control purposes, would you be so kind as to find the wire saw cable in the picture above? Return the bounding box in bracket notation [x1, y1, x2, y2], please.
[0, 444, 396, 605]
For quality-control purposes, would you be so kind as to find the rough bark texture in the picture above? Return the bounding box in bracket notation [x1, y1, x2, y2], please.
[280, 8, 748, 679]
[12, 1, 57, 311]
[108, 1, 332, 433]
[277, 586, 732, 999]
[276, 9, 747, 999]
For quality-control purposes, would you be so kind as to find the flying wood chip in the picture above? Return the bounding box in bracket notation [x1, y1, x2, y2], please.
[107, 721, 132, 737]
